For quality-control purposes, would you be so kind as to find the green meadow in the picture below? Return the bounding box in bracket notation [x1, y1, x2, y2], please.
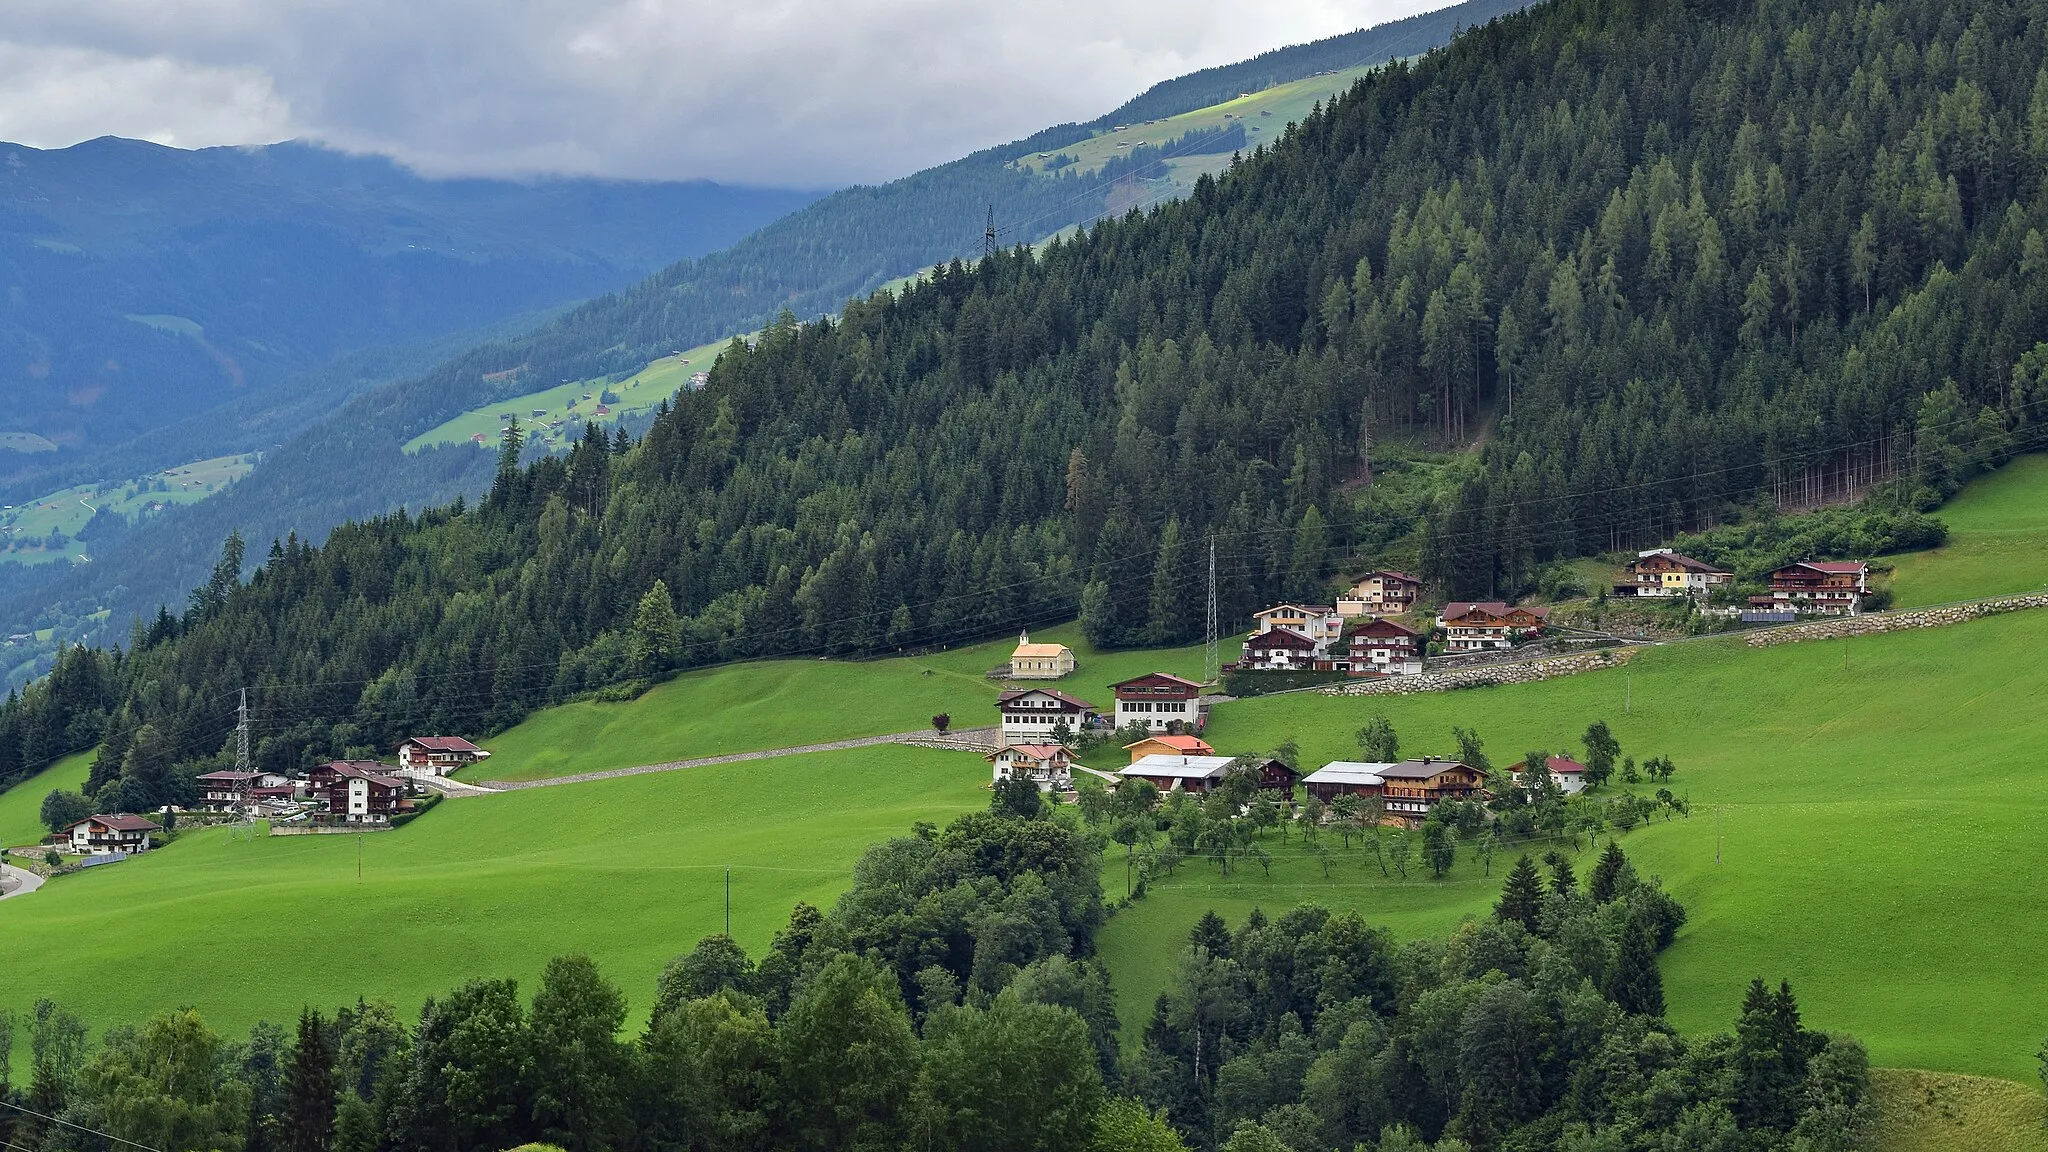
[405, 335, 732, 453]
[468, 621, 1236, 781]
[0, 453, 255, 566]
[0, 744, 988, 1050]
[0, 748, 93, 849]
[1885, 453, 2048, 606]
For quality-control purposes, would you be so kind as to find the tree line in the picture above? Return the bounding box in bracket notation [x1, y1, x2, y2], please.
[0, 787, 1870, 1152]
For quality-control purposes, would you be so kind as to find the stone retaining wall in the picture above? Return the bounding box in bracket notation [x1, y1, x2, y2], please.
[1319, 648, 1638, 696]
[1743, 593, 2048, 647]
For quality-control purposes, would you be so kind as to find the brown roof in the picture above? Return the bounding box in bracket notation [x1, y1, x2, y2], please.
[1635, 551, 1728, 573]
[1803, 561, 1868, 574]
[1111, 672, 1202, 690]
[1353, 570, 1421, 586]
[988, 744, 1070, 761]
[994, 688, 1094, 710]
[195, 770, 261, 782]
[1378, 757, 1480, 780]
[324, 762, 408, 788]
[1246, 627, 1318, 650]
[79, 814, 161, 832]
[1346, 617, 1420, 639]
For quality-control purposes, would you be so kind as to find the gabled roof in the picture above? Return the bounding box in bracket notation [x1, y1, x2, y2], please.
[1350, 570, 1421, 586]
[1512, 754, 1587, 775]
[1255, 602, 1337, 616]
[1111, 672, 1202, 690]
[1124, 734, 1213, 754]
[195, 770, 261, 783]
[1303, 761, 1392, 786]
[995, 688, 1094, 709]
[1120, 754, 1238, 780]
[989, 743, 1070, 761]
[73, 814, 161, 832]
[1346, 617, 1420, 639]
[1802, 560, 1869, 574]
[322, 761, 408, 788]
[1378, 757, 1481, 780]
[401, 736, 483, 753]
[1012, 643, 1072, 658]
[1630, 550, 1729, 573]
[1443, 602, 1549, 623]
[1246, 626, 1318, 650]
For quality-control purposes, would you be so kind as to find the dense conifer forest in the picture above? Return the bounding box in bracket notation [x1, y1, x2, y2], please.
[4, 0, 2048, 797]
[1, 802, 1870, 1152]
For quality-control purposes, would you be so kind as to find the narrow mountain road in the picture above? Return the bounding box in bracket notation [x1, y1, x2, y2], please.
[0, 862, 45, 900]
[476, 726, 1003, 792]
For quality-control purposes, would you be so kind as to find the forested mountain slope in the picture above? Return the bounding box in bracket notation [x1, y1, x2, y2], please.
[8, 0, 2048, 800]
[0, 138, 817, 495]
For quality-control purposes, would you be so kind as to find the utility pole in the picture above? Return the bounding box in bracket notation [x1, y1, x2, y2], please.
[1204, 538, 1220, 684]
[1625, 671, 1631, 714]
[984, 205, 998, 260]
[357, 833, 364, 883]
[724, 867, 732, 936]
[1715, 805, 1723, 865]
[235, 688, 253, 819]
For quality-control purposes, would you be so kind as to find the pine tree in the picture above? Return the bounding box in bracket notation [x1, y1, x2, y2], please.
[1494, 855, 1544, 934]
[1607, 925, 1665, 1017]
[284, 1009, 338, 1152]
[1588, 841, 1628, 904]
[1189, 910, 1232, 958]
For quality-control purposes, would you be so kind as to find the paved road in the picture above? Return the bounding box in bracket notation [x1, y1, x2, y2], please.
[0, 862, 45, 900]
[484, 726, 1003, 791]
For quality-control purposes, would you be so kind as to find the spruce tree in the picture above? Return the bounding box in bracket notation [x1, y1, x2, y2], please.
[1545, 850, 1577, 897]
[1189, 910, 1232, 958]
[1494, 855, 1544, 934]
[1588, 841, 1628, 904]
[1607, 925, 1665, 1018]
[284, 1008, 338, 1152]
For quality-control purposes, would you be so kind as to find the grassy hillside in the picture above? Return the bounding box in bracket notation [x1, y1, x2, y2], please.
[1887, 454, 2048, 606]
[0, 747, 93, 849]
[0, 453, 255, 566]
[404, 336, 733, 454]
[1874, 1068, 2048, 1152]
[1104, 606, 2048, 1081]
[0, 744, 987, 1050]
[469, 621, 1238, 781]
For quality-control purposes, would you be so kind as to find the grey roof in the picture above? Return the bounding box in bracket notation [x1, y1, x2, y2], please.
[1120, 754, 1238, 781]
[1302, 761, 1393, 786]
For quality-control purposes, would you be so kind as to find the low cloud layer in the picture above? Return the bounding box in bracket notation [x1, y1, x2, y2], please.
[0, 0, 1444, 186]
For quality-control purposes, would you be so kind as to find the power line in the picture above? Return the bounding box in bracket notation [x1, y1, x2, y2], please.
[0, 1099, 167, 1152]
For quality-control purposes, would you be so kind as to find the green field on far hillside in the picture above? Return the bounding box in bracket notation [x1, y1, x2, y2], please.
[1886, 454, 2048, 606]
[0, 453, 256, 566]
[405, 335, 732, 454]
[0, 744, 988, 1051]
[470, 621, 1239, 781]
[0, 748, 94, 849]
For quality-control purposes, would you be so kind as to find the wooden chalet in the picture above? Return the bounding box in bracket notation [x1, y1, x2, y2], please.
[1750, 560, 1870, 616]
[1613, 550, 1733, 599]
[1119, 754, 1296, 796]
[396, 736, 490, 776]
[1301, 761, 1391, 802]
[64, 814, 160, 855]
[986, 743, 1074, 791]
[1336, 617, 1424, 675]
[310, 761, 413, 824]
[994, 687, 1095, 743]
[1338, 571, 1423, 617]
[1376, 757, 1487, 825]
[1111, 673, 1207, 734]
[1439, 602, 1549, 651]
[1123, 734, 1215, 764]
[1240, 626, 1320, 672]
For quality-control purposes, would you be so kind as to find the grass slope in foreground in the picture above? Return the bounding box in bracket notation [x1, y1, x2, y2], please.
[1104, 607, 2048, 1082]
[0, 744, 986, 1047]
[1886, 452, 2048, 607]
[0, 748, 93, 849]
[468, 621, 1236, 782]
[1873, 1068, 2048, 1152]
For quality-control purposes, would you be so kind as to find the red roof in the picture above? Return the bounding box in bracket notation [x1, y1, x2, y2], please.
[994, 688, 1094, 710]
[1513, 755, 1586, 775]
[401, 736, 482, 753]
[1125, 734, 1213, 754]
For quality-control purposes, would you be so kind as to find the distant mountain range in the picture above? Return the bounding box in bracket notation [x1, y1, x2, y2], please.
[0, 137, 818, 495]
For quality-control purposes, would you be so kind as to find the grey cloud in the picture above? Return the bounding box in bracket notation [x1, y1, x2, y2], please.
[0, 0, 1444, 186]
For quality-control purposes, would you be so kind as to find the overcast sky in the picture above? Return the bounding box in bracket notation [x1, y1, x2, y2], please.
[0, 0, 1451, 188]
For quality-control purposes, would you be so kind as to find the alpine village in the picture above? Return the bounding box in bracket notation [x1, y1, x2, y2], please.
[5, 1, 2048, 1152]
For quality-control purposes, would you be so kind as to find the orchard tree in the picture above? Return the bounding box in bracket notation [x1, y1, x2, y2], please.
[1583, 720, 1620, 789]
[1356, 715, 1399, 763]
[39, 789, 90, 834]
